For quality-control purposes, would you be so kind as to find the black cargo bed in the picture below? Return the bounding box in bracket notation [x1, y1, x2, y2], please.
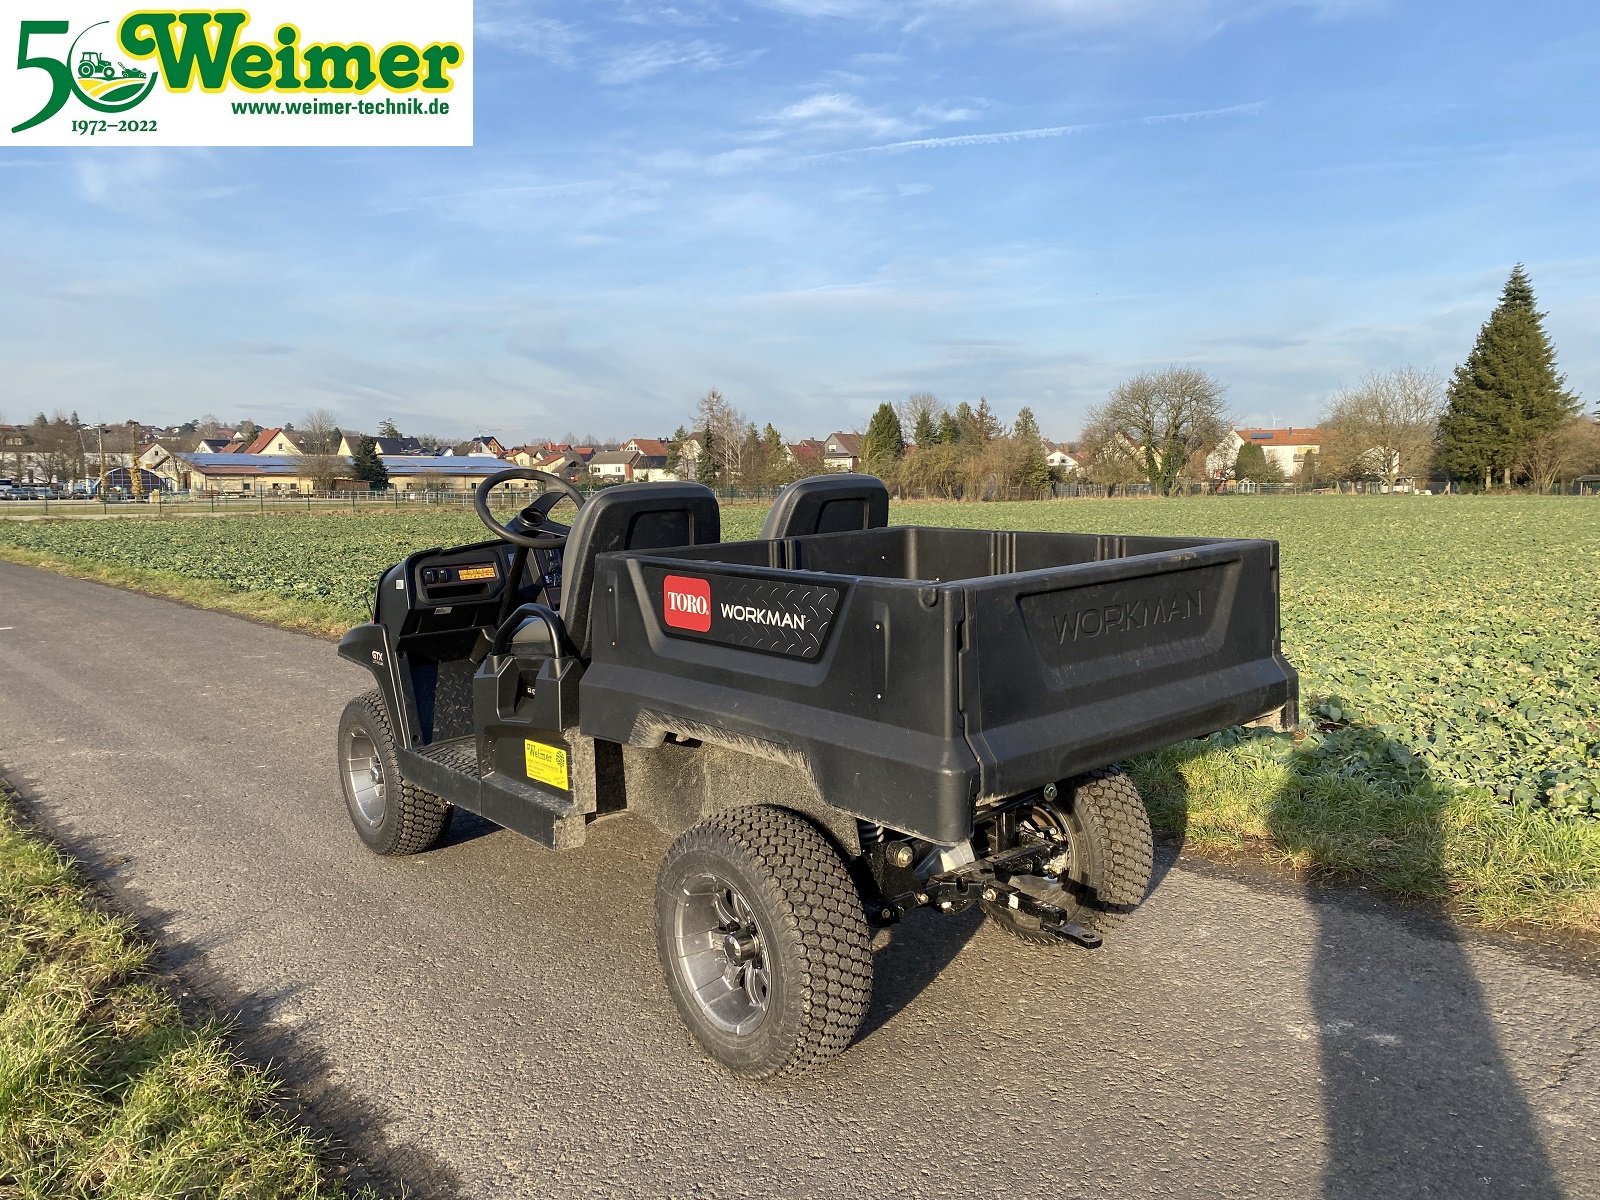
[579, 525, 1298, 844]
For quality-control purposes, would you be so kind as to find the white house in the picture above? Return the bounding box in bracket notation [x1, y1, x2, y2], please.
[1212, 428, 1325, 479]
[588, 449, 641, 482]
[1044, 441, 1079, 472]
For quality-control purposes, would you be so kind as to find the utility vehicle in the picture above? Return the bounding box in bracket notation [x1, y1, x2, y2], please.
[336, 472, 1296, 1077]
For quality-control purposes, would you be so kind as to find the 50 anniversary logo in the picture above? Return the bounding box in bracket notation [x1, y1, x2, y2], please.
[3, 3, 473, 146]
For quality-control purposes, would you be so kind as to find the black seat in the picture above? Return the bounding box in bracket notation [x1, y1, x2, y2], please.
[760, 473, 889, 540]
[560, 482, 721, 657]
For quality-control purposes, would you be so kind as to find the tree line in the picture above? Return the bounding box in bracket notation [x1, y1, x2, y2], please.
[11, 267, 1588, 498]
[773, 264, 1594, 498]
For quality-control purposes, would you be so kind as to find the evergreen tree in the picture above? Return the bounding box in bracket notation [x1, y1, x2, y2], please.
[1299, 449, 1319, 487]
[1232, 441, 1283, 484]
[952, 401, 977, 443]
[974, 396, 1005, 441]
[936, 410, 959, 444]
[377, 418, 402, 439]
[861, 403, 905, 468]
[696, 429, 719, 485]
[1439, 265, 1580, 488]
[1012, 406, 1052, 492]
[666, 425, 690, 477]
[912, 408, 938, 448]
[351, 436, 389, 490]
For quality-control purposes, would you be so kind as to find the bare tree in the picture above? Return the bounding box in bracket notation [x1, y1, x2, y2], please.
[1075, 410, 1147, 494]
[1320, 367, 1444, 490]
[295, 407, 346, 491]
[1083, 367, 1230, 495]
[1518, 417, 1600, 493]
[693, 389, 750, 483]
[895, 441, 965, 499]
[897, 391, 943, 445]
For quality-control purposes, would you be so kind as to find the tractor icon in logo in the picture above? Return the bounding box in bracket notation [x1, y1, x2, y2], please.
[69, 22, 158, 109]
[77, 51, 147, 83]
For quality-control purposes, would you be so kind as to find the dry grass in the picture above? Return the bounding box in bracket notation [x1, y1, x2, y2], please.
[0, 784, 373, 1198]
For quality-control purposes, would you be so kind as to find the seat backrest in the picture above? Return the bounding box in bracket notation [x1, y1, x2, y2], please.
[760, 473, 889, 540]
[562, 482, 720, 657]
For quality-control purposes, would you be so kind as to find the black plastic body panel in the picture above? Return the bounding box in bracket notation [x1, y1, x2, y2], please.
[579, 525, 1297, 844]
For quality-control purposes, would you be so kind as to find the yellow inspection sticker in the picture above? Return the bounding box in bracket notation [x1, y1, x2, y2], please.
[524, 740, 570, 790]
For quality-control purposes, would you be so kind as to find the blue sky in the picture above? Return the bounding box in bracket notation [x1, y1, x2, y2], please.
[2, 0, 1596, 443]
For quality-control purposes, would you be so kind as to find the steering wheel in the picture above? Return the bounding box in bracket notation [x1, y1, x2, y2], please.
[473, 468, 586, 549]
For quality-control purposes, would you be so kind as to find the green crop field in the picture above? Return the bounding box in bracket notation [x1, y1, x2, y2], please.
[3, 496, 1597, 933]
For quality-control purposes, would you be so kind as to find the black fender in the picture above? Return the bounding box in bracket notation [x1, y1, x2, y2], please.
[337, 623, 414, 749]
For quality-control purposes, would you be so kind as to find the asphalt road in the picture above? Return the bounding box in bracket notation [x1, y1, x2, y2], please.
[0, 560, 1595, 1200]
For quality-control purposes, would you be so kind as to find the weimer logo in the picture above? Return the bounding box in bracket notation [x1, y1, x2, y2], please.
[10, 18, 161, 132]
[4, 4, 473, 146]
[662, 575, 712, 633]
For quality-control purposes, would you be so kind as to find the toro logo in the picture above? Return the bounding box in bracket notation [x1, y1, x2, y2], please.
[662, 575, 712, 633]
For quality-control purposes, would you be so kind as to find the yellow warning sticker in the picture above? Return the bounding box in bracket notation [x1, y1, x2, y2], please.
[524, 740, 570, 790]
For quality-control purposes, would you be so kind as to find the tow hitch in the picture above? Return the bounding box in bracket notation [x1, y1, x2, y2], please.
[866, 838, 1105, 949]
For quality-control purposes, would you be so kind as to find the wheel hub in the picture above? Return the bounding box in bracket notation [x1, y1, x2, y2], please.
[673, 874, 771, 1035]
[343, 727, 387, 827]
[721, 930, 761, 964]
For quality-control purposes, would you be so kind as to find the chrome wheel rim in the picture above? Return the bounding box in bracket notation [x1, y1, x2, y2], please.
[673, 873, 771, 1035]
[344, 727, 386, 827]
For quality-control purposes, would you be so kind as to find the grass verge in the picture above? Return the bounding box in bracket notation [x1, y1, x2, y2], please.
[0, 779, 368, 1199]
[0, 545, 353, 638]
[1130, 729, 1600, 936]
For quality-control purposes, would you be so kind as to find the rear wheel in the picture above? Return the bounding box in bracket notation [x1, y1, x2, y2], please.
[655, 806, 873, 1079]
[337, 690, 453, 856]
[979, 767, 1153, 947]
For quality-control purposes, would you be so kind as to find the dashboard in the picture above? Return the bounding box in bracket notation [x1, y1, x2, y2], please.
[412, 543, 563, 610]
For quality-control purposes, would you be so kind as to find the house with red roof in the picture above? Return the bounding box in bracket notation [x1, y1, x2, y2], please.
[243, 427, 306, 455]
[1213, 427, 1325, 479]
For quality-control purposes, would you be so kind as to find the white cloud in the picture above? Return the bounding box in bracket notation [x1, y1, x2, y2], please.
[476, 0, 582, 65]
[747, 0, 1380, 37]
[915, 102, 982, 123]
[775, 91, 914, 138]
[598, 38, 738, 84]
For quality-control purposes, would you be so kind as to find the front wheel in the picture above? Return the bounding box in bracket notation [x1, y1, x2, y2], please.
[655, 806, 873, 1079]
[980, 767, 1154, 947]
[337, 690, 453, 856]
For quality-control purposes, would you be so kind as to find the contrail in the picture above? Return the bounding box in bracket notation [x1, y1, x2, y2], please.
[813, 100, 1264, 161]
[1141, 101, 1265, 124]
[814, 122, 1098, 160]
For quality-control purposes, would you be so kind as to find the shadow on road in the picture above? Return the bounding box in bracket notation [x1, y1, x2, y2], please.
[861, 760, 1196, 1046]
[857, 908, 983, 1042]
[1263, 726, 1565, 1199]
